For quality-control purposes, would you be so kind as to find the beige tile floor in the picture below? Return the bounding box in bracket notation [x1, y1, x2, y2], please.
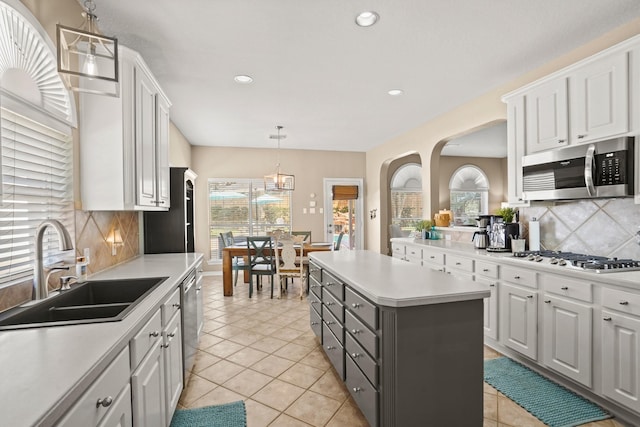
[179, 274, 625, 427]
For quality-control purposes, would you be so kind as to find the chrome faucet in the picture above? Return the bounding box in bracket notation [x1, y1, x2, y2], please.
[34, 219, 74, 300]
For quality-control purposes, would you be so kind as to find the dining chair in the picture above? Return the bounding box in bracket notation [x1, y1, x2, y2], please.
[247, 236, 276, 298]
[220, 232, 249, 286]
[334, 231, 345, 250]
[291, 231, 311, 243]
[272, 230, 306, 299]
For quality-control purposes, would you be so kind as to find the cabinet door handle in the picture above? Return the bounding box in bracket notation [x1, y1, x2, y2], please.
[310, 301, 319, 304]
[96, 396, 113, 408]
[326, 321, 335, 325]
[173, 303, 181, 309]
[325, 282, 335, 287]
[149, 331, 159, 337]
[544, 300, 551, 304]
[351, 303, 362, 309]
[620, 301, 629, 306]
[168, 332, 176, 338]
[561, 286, 568, 291]
[311, 321, 319, 325]
[526, 295, 534, 299]
[351, 329, 361, 334]
[353, 387, 362, 393]
[577, 134, 587, 139]
[514, 275, 521, 279]
[161, 343, 170, 348]
[558, 139, 566, 143]
[351, 352, 362, 359]
[603, 317, 612, 321]
[326, 345, 336, 350]
[326, 302, 335, 306]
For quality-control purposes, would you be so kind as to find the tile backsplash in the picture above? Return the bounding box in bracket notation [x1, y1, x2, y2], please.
[0, 210, 139, 312]
[520, 198, 640, 259]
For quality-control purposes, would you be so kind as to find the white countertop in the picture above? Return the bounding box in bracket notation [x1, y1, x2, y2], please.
[0, 253, 203, 427]
[392, 238, 640, 289]
[309, 250, 490, 307]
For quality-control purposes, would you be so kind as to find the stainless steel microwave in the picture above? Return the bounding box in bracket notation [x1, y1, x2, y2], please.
[521, 137, 634, 201]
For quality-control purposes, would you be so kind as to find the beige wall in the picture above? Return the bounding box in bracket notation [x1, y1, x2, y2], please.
[191, 146, 365, 267]
[438, 156, 507, 216]
[367, 17, 640, 254]
[169, 122, 192, 168]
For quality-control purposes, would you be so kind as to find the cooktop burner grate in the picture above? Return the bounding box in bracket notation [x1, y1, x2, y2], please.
[511, 250, 640, 273]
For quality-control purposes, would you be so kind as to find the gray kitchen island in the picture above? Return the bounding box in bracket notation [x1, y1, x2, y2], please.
[308, 250, 490, 427]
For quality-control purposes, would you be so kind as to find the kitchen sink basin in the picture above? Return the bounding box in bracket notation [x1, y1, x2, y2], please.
[0, 277, 168, 330]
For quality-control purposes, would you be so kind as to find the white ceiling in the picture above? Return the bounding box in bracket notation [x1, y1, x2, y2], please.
[93, 0, 640, 152]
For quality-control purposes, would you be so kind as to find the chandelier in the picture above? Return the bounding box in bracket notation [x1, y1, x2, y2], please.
[264, 126, 295, 191]
[56, 0, 119, 96]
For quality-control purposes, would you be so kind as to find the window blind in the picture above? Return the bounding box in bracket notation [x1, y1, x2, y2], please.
[332, 185, 358, 200]
[0, 107, 74, 288]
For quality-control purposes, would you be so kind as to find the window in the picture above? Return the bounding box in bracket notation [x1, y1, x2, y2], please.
[0, 107, 74, 288]
[449, 165, 489, 226]
[208, 179, 292, 261]
[390, 163, 423, 233]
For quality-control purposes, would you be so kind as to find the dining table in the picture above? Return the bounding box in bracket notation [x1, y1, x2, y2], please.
[221, 242, 334, 296]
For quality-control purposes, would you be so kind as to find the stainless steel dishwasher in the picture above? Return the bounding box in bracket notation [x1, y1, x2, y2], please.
[181, 269, 198, 385]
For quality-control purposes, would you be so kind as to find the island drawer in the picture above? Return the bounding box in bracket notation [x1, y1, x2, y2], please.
[309, 262, 322, 283]
[323, 324, 345, 379]
[323, 289, 344, 322]
[446, 254, 474, 273]
[309, 277, 322, 300]
[324, 306, 344, 343]
[309, 293, 322, 317]
[56, 346, 130, 427]
[501, 266, 537, 288]
[323, 271, 345, 300]
[475, 260, 498, 279]
[541, 275, 592, 303]
[346, 333, 378, 385]
[310, 305, 322, 339]
[603, 288, 640, 316]
[345, 287, 377, 330]
[346, 310, 378, 358]
[161, 286, 181, 324]
[130, 309, 162, 367]
[345, 355, 378, 427]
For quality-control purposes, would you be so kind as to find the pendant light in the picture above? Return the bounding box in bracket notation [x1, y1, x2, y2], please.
[264, 125, 295, 191]
[57, 0, 119, 97]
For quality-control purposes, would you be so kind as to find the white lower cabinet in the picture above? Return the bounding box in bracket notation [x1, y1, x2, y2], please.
[602, 310, 640, 412]
[132, 338, 166, 426]
[163, 311, 183, 421]
[542, 295, 592, 387]
[500, 283, 538, 360]
[477, 277, 499, 340]
[57, 347, 131, 427]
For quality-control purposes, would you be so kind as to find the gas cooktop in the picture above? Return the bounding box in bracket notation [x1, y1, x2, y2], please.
[512, 250, 640, 273]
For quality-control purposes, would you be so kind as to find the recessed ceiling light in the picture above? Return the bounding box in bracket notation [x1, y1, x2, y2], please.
[356, 11, 379, 27]
[388, 89, 404, 96]
[234, 75, 253, 84]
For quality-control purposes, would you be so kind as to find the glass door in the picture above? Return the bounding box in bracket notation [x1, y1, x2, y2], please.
[323, 178, 364, 250]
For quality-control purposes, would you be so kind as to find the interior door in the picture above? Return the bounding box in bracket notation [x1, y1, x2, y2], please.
[323, 178, 364, 250]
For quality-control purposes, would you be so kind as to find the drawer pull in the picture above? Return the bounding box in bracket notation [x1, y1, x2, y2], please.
[168, 332, 176, 338]
[326, 302, 335, 306]
[526, 295, 534, 299]
[325, 282, 335, 287]
[310, 268, 319, 273]
[311, 321, 319, 325]
[351, 352, 362, 359]
[558, 139, 566, 143]
[149, 331, 160, 338]
[326, 345, 336, 350]
[310, 301, 319, 304]
[455, 262, 461, 265]
[326, 321, 336, 325]
[353, 387, 362, 393]
[620, 301, 629, 306]
[310, 284, 319, 288]
[96, 396, 113, 408]
[351, 303, 362, 309]
[482, 268, 490, 272]
[161, 343, 170, 349]
[544, 300, 551, 304]
[429, 255, 435, 259]
[172, 303, 181, 309]
[514, 275, 521, 279]
[489, 283, 496, 287]
[351, 329, 361, 335]
[603, 317, 612, 321]
[561, 286, 568, 290]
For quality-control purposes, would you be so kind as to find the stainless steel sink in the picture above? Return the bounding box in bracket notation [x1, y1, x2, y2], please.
[0, 277, 168, 330]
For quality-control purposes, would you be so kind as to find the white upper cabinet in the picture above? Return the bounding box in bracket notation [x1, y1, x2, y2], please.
[80, 46, 171, 211]
[569, 51, 629, 144]
[506, 95, 529, 206]
[525, 77, 569, 153]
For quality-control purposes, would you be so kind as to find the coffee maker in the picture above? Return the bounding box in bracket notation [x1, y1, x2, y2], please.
[487, 216, 520, 252]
